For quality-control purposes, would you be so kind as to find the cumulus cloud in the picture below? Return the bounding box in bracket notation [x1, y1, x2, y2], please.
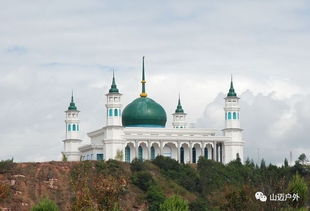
[0, 0, 310, 163]
[197, 91, 310, 165]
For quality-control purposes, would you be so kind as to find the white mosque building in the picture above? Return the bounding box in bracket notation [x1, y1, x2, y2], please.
[62, 58, 244, 164]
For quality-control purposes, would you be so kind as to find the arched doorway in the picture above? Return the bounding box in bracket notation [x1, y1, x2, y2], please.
[138, 146, 143, 161]
[125, 145, 130, 162]
[180, 147, 184, 164]
[192, 147, 196, 163]
[151, 146, 155, 160]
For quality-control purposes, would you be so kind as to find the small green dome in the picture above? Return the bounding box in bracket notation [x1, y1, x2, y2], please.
[122, 97, 167, 127]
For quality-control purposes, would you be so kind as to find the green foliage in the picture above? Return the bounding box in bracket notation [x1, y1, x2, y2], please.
[146, 185, 165, 211]
[188, 198, 208, 211]
[131, 158, 146, 172]
[287, 173, 308, 208]
[298, 153, 307, 164]
[153, 155, 180, 172]
[132, 171, 154, 191]
[31, 198, 59, 211]
[62, 154, 68, 162]
[159, 195, 189, 211]
[153, 156, 200, 192]
[260, 159, 266, 169]
[0, 158, 14, 173]
[284, 158, 289, 168]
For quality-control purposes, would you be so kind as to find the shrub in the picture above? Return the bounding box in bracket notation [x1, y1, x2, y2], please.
[131, 158, 145, 172]
[31, 198, 59, 211]
[0, 158, 14, 173]
[188, 198, 208, 211]
[146, 185, 165, 211]
[132, 171, 154, 191]
[159, 195, 189, 211]
[287, 173, 308, 208]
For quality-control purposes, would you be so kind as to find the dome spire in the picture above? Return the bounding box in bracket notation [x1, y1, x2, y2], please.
[140, 56, 147, 98]
[109, 70, 119, 93]
[68, 91, 77, 110]
[227, 75, 237, 97]
[175, 93, 184, 113]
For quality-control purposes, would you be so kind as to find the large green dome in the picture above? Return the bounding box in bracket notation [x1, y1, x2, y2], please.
[122, 97, 167, 127]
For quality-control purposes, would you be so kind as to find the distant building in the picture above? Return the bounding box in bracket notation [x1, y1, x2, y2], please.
[62, 58, 244, 164]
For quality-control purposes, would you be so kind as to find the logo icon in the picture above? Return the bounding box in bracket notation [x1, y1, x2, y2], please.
[255, 192, 267, 202]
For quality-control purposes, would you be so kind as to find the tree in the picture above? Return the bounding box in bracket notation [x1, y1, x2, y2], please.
[298, 153, 307, 165]
[284, 158, 289, 168]
[260, 159, 266, 169]
[287, 173, 308, 208]
[31, 198, 59, 211]
[159, 195, 189, 211]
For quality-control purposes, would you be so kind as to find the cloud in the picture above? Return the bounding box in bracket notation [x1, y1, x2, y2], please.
[0, 0, 310, 163]
[197, 90, 310, 165]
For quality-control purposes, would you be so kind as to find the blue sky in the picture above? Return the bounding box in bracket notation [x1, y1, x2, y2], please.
[1, 0, 310, 164]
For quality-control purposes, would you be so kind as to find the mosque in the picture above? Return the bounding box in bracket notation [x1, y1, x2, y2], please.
[62, 58, 244, 164]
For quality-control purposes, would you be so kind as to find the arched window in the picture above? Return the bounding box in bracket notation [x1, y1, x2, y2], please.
[225, 113, 227, 120]
[114, 108, 118, 116]
[125, 146, 130, 162]
[109, 109, 113, 117]
[180, 147, 184, 164]
[151, 146, 155, 160]
[238, 113, 240, 119]
[138, 146, 143, 161]
[68, 124, 71, 131]
[192, 147, 196, 163]
[77, 125, 79, 131]
[233, 112, 237, 119]
[72, 124, 76, 131]
[119, 109, 121, 116]
[228, 112, 232, 120]
[204, 147, 208, 159]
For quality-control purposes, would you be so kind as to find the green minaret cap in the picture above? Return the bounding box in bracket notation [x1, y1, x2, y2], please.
[109, 71, 119, 93]
[68, 92, 77, 110]
[175, 94, 184, 113]
[227, 76, 237, 97]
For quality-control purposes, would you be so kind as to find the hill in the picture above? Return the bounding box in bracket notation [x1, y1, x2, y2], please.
[0, 156, 309, 210]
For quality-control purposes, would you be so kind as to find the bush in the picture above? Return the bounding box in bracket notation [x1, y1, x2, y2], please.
[146, 185, 165, 211]
[189, 198, 208, 211]
[159, 195, 189, 211]
[132, 171, 154, 191]
[287, 173, 308, 208]
[0, 159, 14, 173]
[31, 198, 59, 211]
[131, 158, 145, 172]
[152, 156, 180, 172]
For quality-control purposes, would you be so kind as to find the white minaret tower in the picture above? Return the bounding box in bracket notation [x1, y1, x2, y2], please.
[62, 93, 82, 161]
[105, 72, 122, 126]
[172, 95, 187, 128]
[223, 76, 244, 163]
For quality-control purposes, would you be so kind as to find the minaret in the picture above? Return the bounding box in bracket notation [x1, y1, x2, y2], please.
[223, 76, 244, 163]
[105, 71, 122, 126]
[172, 95, 187, 128]
[62, 92, 82, 161]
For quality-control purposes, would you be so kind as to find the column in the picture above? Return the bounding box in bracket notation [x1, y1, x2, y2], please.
[214, 142, 217, 161]
[177, 142, 180, 163]
[159, 141, 163, 156]
[148, 141, 151, 160]
[135, 141, 139, 160]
